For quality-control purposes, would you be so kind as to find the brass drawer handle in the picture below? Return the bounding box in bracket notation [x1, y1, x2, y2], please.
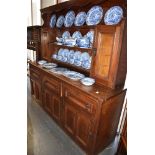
[85, 103, 91, 109]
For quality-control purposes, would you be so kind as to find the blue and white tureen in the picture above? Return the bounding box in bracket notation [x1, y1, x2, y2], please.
[104, 6, 123, 25]
[50, 14, 56, 28]
[86, 5, 103, 26]
[64, 10, 75, 27]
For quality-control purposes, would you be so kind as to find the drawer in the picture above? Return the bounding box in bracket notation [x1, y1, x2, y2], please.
[30, 67, 41, 80]
[42, 76, 61, 96]
[63, 85, 97, 115]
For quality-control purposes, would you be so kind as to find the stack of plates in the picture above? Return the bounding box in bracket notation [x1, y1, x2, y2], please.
[42, 63, 57, 69]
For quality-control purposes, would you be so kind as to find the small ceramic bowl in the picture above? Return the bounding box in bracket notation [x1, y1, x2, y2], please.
[80, 77, 95, 86]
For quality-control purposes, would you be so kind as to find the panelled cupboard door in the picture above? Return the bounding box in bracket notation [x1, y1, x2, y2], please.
[43, 89, 52, 114]
[63, 103, 77, 136]
[41, 29, 50, 60]
[91, 21, 125, 89]
[30, 78, 42, 104]
[42, 87, 61, 123]
[76, 111, 93, 149]
[52, 95, 61, 122]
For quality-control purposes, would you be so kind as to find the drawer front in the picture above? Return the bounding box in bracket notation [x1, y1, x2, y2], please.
[30, 67, 41, 81]
[43, 76, 61, 96]
[63, 84, 97, 115]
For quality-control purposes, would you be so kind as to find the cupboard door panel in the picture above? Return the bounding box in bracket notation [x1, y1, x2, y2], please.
[43, 89, 52, 114]
[52, 96, 61, 122]
[63, 103, 76, 136]
[91, 22, 125, 89]
[92, 26, 115, 84]
[76, 112, 92, 149]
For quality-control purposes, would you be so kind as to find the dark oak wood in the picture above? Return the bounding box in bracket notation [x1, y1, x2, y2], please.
[28, 0, 127, 154]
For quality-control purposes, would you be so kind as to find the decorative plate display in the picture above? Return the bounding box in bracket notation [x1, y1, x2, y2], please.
[80, 77, 95, 86]
[86, 31, 94, 44]
[74, 12, 87, 26]
[64, 10, 75, 27]
[50, 67, 69, 74]
[37, 60, 47, 65]
[104, 6, 123, 25]
[72, 31, 82, 39]
[42, 63, 57, 69]
[50, 14, 56, 28]
[63, 71, 85, 81]
[86, 6, 103, 26]
[56, 15, 65, 28]
[62, 31, 71, 38]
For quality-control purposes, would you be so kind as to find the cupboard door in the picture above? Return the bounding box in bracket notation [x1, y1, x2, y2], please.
[63, 103, 77, 136]
[43, 88, 61, 122]
[91, 22, 125, 89]
[76, 112, 93, 149]
[30, 78, 42, 105]
[43, 89, 52, 114]
[52, 95, 61, 122]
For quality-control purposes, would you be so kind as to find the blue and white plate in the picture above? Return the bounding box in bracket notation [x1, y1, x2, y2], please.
[50, 67, 69, 74]
[72, 31, 82, 39]
[68, 50, 75, 60]
[74, 12, 87, 26]
[50, 14, 56, 28]
[104, 6, 123, 25]
[86, 6, 103, 26]
[64, 10, 75, 27]
[80, 52, 90, 62]
[73, 51, 81, 60]
[56, 15, 64, 28]
[63, 71, 85, 81]
[58, 48, 64, 56]
[86, 31, 94, 44]
[62, 31, 71, 38]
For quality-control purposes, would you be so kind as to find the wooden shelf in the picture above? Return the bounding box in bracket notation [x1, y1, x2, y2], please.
[49, 42, 94, 52]
[51, 25, 96, 31]
[51, 58, 90, 75]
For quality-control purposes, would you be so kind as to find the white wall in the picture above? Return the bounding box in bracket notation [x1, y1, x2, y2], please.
[27, 0, 32, 26]
[27, 0, 41, 26]
[32, 0, 41, 25]
[41, 0, 57, 9]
